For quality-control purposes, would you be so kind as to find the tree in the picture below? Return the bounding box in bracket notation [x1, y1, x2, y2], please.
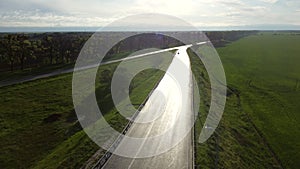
[2, 34, 18, 71]
[17, 34, 32, 70]
[42, 35, 55, 64]
[54, 35, 73, 64]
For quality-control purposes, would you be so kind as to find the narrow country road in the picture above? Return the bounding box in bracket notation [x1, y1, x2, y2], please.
[100, 46, 195, 169]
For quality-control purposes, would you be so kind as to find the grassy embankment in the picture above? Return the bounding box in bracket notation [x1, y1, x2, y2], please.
[0, 51, 174, 169]
[0, 63, 75, 82]
[191, 32, 300, 169]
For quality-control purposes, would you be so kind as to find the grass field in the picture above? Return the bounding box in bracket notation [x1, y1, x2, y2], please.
[219, 32, 300, 169]
[190, 47, 280, 169]
[0, 51, 173, 169]
[191, 32, 300, 168]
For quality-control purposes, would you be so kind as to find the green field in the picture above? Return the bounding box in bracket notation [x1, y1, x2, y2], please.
[219, 32, 300, 169]
[192, 32, 300, 168]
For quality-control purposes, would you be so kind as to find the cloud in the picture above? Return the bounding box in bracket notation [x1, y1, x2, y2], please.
[0, 10, 114, 27]
[258, 0, 278, 4]
[0, 0, 299, 29]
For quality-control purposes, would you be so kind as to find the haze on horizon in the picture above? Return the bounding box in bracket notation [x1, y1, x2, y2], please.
[0, 0, 300, 30]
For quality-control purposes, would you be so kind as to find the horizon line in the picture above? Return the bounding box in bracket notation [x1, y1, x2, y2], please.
[0, 25, 300, 33]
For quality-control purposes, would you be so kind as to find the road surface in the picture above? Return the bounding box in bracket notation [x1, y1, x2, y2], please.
[101, 46, 194, 169]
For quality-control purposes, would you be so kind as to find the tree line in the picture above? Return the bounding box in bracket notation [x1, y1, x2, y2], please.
[0, 33, 90, 71]
[0, 31, 257, 72]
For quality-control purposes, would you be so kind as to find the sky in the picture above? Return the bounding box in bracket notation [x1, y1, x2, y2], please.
[0, 0, 300, 30]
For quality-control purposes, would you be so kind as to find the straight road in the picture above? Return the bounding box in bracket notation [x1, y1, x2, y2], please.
[101, 45, 194, 169]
